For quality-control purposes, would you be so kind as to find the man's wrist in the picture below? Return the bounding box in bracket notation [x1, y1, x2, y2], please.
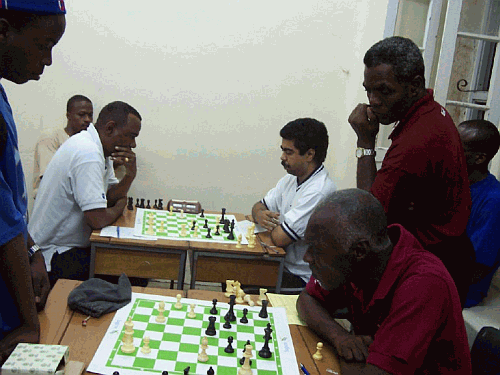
[28, 244, 41, 261]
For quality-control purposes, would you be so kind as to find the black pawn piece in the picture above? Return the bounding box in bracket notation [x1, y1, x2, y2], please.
[220, 208, 226, 224]
[153, 199, 158, 209]
[203, 219, 209, 229]
[135, 198, 140, 207]
[214, 225, 220, 235]
[259, 300, 269, 319]
[191, 220, 196, 231]
[146, 199, 151, 209]
[206, 228, 212, 239]
[183, 366, 190, 375]
[140, 198, 145, 208]
[224, 336, 234, 353]
[205, 316, 216, 336]
[200, 209, 205, 218]
[162, 372, 169, 375]
[258, 338, 272, 359]
[207, 367, 215, 375]
[158, 198, 164, 210]
[223, 219, 230, 233]
[210, 299, 218, 314]
[127, 197, 134, 210]
[113, 372, 119, 375]
[240, 308, 248, 324]
[223, 316, 231, 329]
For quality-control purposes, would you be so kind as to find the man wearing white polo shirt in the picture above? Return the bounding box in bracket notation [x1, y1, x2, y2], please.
[29, 101, 141, 286]
[252, 118, 337, 291]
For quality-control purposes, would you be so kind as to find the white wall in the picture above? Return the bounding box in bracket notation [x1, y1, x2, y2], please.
[9, 0, 388, 215]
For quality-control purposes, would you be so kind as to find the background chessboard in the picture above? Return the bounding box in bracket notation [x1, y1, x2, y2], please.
[88, 293, 300, 375]
[134, 208, 249, 244]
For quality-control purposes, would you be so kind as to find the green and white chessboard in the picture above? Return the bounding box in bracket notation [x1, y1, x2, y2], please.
[134, 208, 248, 244]
[87, 293, 300, 375]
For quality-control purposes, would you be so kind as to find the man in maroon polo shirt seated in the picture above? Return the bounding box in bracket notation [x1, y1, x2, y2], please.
[348, 36, 474, 307]
[297, 189, 471, 375]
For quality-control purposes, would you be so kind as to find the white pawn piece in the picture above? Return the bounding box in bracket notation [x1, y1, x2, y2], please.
[180, 209, 185, 218]
[159, 221, 165, 232]
[141, 336, 151, 354]
[188, 303, 196, 318]
[243, 295, 255, 307]
[180, 223, 187, 237]
[313, 342, 324, 360]
[257, 288, 268, 306]
[156, 301, 166, 323]
[198, 336, 209, 362]
[224, 280, 235, 297]
[238, 344, 253, 375]
[175, 294, 183, 309]
[169, 206, 173, 215]
[193, 225, 199, 238]
[235, 234, 242, 248]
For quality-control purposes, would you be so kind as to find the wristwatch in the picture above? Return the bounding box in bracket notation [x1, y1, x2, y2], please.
[356, 147, 376, 159]
[28, 244, 40, 259]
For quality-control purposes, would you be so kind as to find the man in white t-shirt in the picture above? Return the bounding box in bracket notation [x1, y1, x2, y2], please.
[252, 118, 337, 290]
[32, 94, 93, 198]
[29, 101, 141, 286]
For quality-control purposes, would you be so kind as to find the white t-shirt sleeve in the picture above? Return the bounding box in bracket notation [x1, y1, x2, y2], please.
[262, 176, 288, 212]
[281, 189, 328, 241]
[106, 159, 119, 187]
[70, 161, 108, 212]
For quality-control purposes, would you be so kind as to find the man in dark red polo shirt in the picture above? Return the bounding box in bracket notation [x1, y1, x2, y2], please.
[348, 36, 474, 306]
[297, 189, 471, 374]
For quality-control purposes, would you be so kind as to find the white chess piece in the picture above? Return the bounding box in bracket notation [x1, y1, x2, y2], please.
[120, 317, 135, 353]
[198, 337, 209, 362]
[141, 336, 151, 354]
[156, 301, 166, 323]
[244, 295, 255, 307]
[257, 288, 268, 306]
[313, 342, 324, 360]
[224, 280, 235, 297]
[175, 294, 182, 309]
[236, 234, 242, 248]
[235, 281, 244, 304]
[238, 344, 253, 375]
[188, 303, 196, 318]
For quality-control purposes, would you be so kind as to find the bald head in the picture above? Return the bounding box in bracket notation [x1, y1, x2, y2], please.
[458, 120, 500, 164]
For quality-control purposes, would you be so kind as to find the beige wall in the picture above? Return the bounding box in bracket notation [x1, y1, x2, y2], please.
[9, 0, 389, 215]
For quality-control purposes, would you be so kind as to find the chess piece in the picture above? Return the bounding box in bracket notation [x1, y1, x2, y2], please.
[248, 234, 256, 248]
[183, 367, 190, 375]
[140, 198, 145, 208]
[244, 295, 255, 307]
[191, 220, 196, 230]
[169, 206, 173, 215]
[141, 336, 151, 354]
[153, 199, 158, 209]
[235, 281, 244, 304]
[205, 227, 212, 239]
[159, 221, 165, 232]
[207, 368, 215, 375]
[158, 198, 164, 210]
[205, 316, 216, 336]
[214, 225, 220, 235]
[257, 288, 268, 306]
[210, 299, 218, 314]
[135, 198, 140, 207]
[156, 301, 166, 323]
[175, 294, 182, 309]
[240, 308, 248, 324]
[200, 209, 205, 217]
[223, 219, 230, 233]
[258, 335, 272, 358]
[259, 300, 269, 318]
[224, 280, 235, 297]
[146, 199, 151, 209]
[180, 209, 185, 218]
[227, 219, 235, 240]
[188, 303, 196, 318]
[238, 344, 253, 375]
[236, 234, 242, 248]
[120, 317, 135, 353]
[180, 223, 187, 237]
[197, 337, 209, 362]
[203, 219, 208, 229]
[224, 295, 237, 322]
[220, 208, 226, 224]
[224, 336, 234, 353]
[146, 224, 155, 235]
[127, 197, 134, 210]
[313, 342, 324, 360]
[194, 225, 199, 237]
[223, 316, 232, 329]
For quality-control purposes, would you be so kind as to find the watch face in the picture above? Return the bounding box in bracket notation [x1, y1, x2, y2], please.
[356, 148, 363, 158]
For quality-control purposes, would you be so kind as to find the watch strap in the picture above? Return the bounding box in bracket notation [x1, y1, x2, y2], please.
[28, 244, 40, 258]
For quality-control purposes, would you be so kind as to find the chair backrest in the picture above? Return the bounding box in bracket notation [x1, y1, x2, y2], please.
[471, 326, 500, 374]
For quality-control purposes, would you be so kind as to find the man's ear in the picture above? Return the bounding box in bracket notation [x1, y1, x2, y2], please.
[104, 120, 117, 136]
[408, 75, 425, 98]
[350, 240, 370, 261]
[306, 148, 315, 162]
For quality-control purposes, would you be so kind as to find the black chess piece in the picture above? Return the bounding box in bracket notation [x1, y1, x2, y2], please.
[220, 208, 226, 224]
[153, 199, 158, 209]
[203, 219, 208, 229]
[224, 295, 237, 322]
[214, 225, 220, 235]
[205, 316, 216, 336]
[113, 372, 120, 375]
[259, 300, 269, 318]
[191, 220, 196, 231]
[258, 337, 272, 359]
[210, 299, 218, 314]
[224, 336, 234, 353]
[135, 198, 140, 207]
[223, 219, 230, 233]
[158, 198, 164, 210]
[206, 228, 212, 239]
[240, 308, 248, 324]
[127, 197, 134, 210]
[161, 371, 169, 375]
[183, 366, 190, 375]
[200, 209, 205, 218]
[146, 199, 151, 209]
[227, 219, 235, 240]
[207, 367, 215, 375]
[223, 316, 231, 329]
[140, 198, 145, 208]
[263, 323, 273, 341]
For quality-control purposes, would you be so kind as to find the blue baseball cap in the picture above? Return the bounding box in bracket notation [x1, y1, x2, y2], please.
[0, 0, 66, 14]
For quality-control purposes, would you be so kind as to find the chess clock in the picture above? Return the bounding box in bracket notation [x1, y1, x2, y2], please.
[166, 199, 202, 214]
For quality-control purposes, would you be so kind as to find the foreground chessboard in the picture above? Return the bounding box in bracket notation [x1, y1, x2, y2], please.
[134, 208, 248, 244]
[88, 293, 300, 375]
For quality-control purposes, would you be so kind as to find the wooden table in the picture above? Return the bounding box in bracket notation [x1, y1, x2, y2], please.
[189, 213, 287, 292]
[90, 207, 287, 292]
[90, 207, 189, 290]
[40, 280, 341, 375]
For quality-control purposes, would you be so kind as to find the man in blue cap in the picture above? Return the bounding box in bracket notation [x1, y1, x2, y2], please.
[0, 0, 65, 363]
